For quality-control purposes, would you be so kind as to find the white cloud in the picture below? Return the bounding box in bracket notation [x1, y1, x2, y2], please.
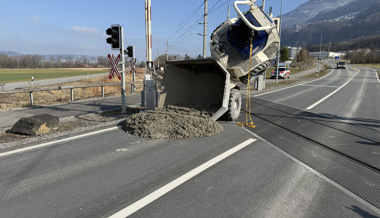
[70, 26, 101, 37]
[29, 16, 40, 22]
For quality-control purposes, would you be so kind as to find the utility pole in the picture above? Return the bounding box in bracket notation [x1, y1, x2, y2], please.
[227, 6, 230, 20]
[262, 0, 265, 11]
[203, 0, 208, 58]
[120, 26, 126, 113]
[318, 30, 322, 77]
[145, 0, 153, 74]
[166, 41, 169, 61]
[157, 49, 160, 71]
[276, 0, 283, 84]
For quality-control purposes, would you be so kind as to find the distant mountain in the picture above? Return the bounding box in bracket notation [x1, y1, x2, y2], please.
[0, 50, 22, 56]
[0, 51, 99, 60]
[281, 0, 358, 29]
[280, 0, 380, 48]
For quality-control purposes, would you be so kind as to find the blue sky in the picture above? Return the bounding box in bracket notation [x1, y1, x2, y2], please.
[0, 0, 307, 62]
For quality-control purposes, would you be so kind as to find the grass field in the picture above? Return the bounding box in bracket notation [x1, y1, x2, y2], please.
[0, 68, 109, 83]
[0, 68, 145, 109]
[354, 63, 380, 68]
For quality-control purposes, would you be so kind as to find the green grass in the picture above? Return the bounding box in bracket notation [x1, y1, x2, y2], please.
[0, 68, 109, 83]
[265, 66, 313, 79]
[263, 65, 330, 89]
[354, 63, 380, 68]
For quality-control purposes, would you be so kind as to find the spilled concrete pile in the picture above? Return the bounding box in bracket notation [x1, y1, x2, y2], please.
[122, 105, 223, 139]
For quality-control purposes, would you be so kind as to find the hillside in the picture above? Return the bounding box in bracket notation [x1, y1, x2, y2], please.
[281, 0, 380, 47]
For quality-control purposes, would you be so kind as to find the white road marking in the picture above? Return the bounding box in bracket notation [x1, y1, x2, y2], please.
[242, 128, 380, 215]
[108, 138, 256, 218]
[0, 127, 119, 158]
[301, 84, 339, 88]
[306, 70, 360, 110]
[253, 69, 335, 97]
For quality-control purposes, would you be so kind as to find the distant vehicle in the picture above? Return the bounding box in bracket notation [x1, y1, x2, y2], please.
[271, 63, 290, 79]
[337, 61, 347, 69]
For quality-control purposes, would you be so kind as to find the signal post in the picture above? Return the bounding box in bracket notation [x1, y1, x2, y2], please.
[106, 24, 127, 113]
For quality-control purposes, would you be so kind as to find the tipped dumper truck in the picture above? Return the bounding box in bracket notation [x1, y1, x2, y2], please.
[158, 0, 280, 121]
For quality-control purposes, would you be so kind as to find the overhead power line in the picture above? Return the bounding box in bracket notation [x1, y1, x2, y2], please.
[167, 0, 233, 52]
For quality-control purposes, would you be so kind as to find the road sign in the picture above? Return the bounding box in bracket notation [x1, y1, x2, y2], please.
[108, 54, 121, 80]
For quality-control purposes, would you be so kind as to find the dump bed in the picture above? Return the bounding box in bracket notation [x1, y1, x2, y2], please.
[158, 59, 231, 120]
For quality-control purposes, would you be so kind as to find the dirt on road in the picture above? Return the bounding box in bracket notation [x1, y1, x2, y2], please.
[122, 105, 223, 139]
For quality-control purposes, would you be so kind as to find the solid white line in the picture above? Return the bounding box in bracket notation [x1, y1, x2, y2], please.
[242, 128, 380, 215]
[254, 69, 335, 97]
[306, 70, 360, 110]
[301, 84, 339, 88]
[0, 127, 119, 158]
[108, 138, 257, 218]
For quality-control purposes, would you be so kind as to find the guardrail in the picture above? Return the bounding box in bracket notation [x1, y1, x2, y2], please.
[0, 81, 143, 106]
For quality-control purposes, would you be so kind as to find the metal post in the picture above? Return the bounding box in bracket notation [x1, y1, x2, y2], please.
[203, 0, 208, 58]
[120, 26, 126, 113]
[70, 88, 74, 101]
[227, 6, 230, 20]
[276, 0, 283, 84]
[30, 91, 33, 105]
[262, 0, 265, 11]
[101, 85, 105, 97]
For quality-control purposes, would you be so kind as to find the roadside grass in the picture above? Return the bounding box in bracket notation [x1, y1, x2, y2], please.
[0, 68, 109, 83]
[263, 65, 329, 90]
[354, 63, 380, 68]
[0, 68, 145, 109]
[266, 64, 315, 79]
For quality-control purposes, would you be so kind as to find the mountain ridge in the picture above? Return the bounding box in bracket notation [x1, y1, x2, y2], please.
[281, 0, 380, 47]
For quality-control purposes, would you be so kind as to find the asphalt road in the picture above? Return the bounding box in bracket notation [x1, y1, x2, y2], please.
[2, 73, 107, 91]
[0, 65, 379, 217]
[256, 64, 380, 131]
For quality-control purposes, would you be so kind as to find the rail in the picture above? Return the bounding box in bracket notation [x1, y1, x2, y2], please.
[0, 81, 143, 106]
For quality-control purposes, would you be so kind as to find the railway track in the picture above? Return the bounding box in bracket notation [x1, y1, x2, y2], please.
[241, 97, 380, 209]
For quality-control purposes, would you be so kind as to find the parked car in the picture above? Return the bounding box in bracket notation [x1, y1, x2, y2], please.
[271, 63, 290, 79]
[337, 61, 347, 69]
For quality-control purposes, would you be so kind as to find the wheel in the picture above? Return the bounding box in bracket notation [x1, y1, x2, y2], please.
[223, 89, 241, 121]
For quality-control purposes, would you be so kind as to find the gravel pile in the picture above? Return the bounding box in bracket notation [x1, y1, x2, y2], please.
[122, 105, 223, 139]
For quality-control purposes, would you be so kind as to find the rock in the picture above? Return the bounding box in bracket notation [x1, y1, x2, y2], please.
[11, 114, 60, 136]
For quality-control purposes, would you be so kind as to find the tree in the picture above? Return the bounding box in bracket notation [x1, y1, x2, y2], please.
[280, 47, 289, 62]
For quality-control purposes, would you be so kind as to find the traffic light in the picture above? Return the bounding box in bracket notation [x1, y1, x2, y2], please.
[126, 46, 134, 58]
[106, 24, 121, 50]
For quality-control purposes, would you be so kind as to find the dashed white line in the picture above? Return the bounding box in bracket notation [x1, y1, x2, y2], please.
[108, 138, 257, 218]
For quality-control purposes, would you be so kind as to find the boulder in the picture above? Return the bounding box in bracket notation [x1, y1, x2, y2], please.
[11, 114, 60, 136]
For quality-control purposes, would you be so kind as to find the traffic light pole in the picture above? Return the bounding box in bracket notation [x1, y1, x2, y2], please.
[120, 26, 126, 113]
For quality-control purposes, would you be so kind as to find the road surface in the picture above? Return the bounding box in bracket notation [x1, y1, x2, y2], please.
[0, 65, 379, 217]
